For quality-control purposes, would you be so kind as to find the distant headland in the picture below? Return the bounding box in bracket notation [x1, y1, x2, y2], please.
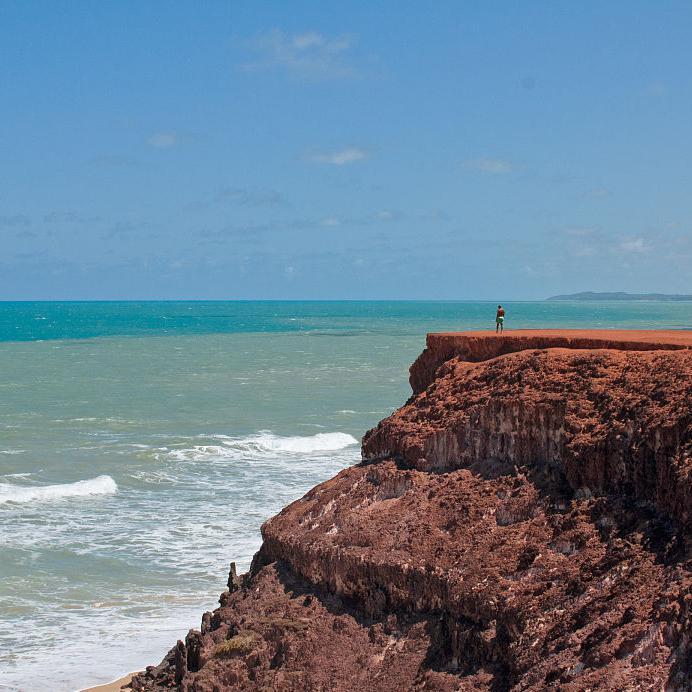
[547, 291, 692, 301]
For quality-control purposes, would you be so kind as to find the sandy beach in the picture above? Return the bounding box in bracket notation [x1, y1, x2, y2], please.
[81, 672, 135, 692]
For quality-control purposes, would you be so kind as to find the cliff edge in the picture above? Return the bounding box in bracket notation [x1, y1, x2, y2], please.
[409, 330, 692, 394]
[132, 331, 691, 691]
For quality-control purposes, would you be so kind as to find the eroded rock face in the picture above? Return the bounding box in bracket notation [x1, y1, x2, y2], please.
[132, 336, 691, 691]
[367, 347, 692, 532]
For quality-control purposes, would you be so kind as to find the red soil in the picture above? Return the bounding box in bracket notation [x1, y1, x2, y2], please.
[410, 330, 692, 393]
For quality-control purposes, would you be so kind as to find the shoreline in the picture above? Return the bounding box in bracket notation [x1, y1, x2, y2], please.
[80, 672, 136, 692]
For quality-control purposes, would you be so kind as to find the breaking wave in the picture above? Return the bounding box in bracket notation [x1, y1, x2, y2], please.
[0, 475, 117, 505]
[165, 431, 359, 463]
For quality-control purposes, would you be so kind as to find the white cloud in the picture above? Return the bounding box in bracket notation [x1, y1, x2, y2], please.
[563, 226, 599, 237]
[147, 131, 178, 149]
[619, 237, 650, 253]
[463, 158, 513, 174]
[373, 209, 405, 222]
[242, 29, 356, 80]
[320, 217, 341, 227]
[585, 187, 610, 198]
[0, 214, 30, 227]
[89, 155, 139, 168]
[215, 187, 286, 207]
[647, 82, 667, 96]
[308, 147, 368, 165]
[292, 32, 329, 50]
[44, 211, 99, 224]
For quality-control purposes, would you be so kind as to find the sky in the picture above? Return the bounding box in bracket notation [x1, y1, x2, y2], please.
[1, 1, 691, 300]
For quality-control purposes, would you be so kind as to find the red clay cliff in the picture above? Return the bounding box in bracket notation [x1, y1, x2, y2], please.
[131, 331, 691, 691]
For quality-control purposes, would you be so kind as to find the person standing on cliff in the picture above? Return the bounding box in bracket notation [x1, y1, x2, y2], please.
[496, 305, 505, 333]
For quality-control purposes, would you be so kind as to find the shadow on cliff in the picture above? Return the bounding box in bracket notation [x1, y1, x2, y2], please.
[264, 557, 513, 691]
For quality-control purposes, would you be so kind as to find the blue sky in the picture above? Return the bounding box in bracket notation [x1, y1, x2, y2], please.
[1, 1, 690, 299]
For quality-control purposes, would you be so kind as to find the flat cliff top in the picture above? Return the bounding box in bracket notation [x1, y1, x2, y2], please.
[411, 329, 691, 393]
[428, 329, 692, 349]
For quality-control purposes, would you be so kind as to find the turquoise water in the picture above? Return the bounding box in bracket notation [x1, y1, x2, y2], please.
[2, 300, 692, 342]
[0, 301, 690, 691]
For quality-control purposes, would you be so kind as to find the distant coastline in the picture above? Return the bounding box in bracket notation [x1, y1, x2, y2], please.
[547, 291, 692, 302]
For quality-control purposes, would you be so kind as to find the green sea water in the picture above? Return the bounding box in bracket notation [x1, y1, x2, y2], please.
[0, 301, 690, 690]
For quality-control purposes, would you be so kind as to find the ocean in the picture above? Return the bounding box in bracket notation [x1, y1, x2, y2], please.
[1, 301, 690, 691]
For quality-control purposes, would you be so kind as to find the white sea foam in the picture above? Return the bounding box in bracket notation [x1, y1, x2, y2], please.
[0, 475, 117, 505]
[165, 431, 359, 463]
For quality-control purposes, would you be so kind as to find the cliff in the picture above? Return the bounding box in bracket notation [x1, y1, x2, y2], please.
[132, 331, 691, 692]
